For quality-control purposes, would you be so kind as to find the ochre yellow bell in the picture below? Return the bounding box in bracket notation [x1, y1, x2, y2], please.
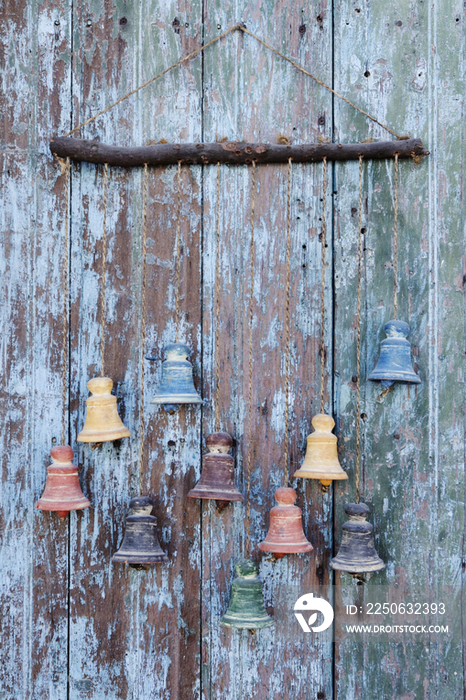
[293, 414, 348, 489]
[77, 377, 130, 443]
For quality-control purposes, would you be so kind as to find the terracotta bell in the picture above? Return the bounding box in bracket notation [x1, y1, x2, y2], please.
[294, 413, 348, 489]
[149, 343, 202, 413]
[113, 496, 168, 566]
[368, 319, 421, 389]
[188, 431, 243, 507]
[36, 445, 91, 518]
[330, 502, 385, 574]
[220, 559, 274, 630]
[259, 487, 313, 558]
[77, 377, 130, 443]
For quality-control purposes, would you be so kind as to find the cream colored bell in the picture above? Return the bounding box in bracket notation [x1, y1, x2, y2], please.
[294, 413, 348, 488]
[77, 377, 130, 443]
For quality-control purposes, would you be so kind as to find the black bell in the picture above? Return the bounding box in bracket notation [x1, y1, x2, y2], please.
[330, 503, 385, 574]
[368, 319, 420, 389]
[112, 496, 168, 566]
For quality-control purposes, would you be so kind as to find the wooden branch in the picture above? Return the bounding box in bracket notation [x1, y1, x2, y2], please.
[50, 137, 429, 167]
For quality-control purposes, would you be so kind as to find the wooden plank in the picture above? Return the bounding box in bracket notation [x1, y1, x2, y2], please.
[67, 1, 203, 698]
[201, 3, 335, 698]
[0, 0, 72, 697]
[332, 0, 465, 697]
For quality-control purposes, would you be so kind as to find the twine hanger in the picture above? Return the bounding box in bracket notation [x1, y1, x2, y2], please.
[214, 161, 222, 433]
[139, 163, 149, 494]
[393, 154, 399, 319]
[320, 157, 328, 415]
[100, 163, 109, 377]
[283, 158, 293, 485]
[174, 161, 183, 342]
[355, 155, 364, 504]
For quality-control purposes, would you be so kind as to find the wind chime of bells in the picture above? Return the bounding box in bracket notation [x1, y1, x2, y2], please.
[294, 414, 348, 491]
[258, 487, 313, 558]
[220, 559, 274, 630]
[368, 319, 420, 389]
[149, 343, 202, 413]
[77, 377, 130, 443]
[36, 445, 90, 518]
[330, 503, 385, 576]
[113, 496, 168, 568]
[188, 432, 243, 508]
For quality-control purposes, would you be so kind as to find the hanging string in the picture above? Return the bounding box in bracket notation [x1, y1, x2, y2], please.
[245, 161, 257, 558]
[100, 163, 109, 376]
[320, 157, 328, 414]
[56, 156, 71, 446]
[283, 158, 293, 485]
[393, 153, 399, 319]
[355, 155, 364, 504]
[214, 162, 222, 432]
[139, 163, 149, 494]
[174, 161, 182, 343]
[62, 26, 399, 141]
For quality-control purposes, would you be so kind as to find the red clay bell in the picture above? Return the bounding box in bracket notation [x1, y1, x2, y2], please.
[188, 432, 243, 508]
[36, 445, 91, 518]
[259, 487, 313, 559]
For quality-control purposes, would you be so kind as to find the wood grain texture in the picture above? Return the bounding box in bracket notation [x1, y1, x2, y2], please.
[1, 0, 464, 698]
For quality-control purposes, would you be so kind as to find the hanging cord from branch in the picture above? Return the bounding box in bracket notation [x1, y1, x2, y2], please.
[139, 163, 149, 494]
[393, 153, 399, 320]
[61, 26, 399, 141]
[355, 155, 364, 504]
[214, 162, 222, 432]
[100, 163, 109, 376]
[245, 161, 257, 558]
[320, 157, 328, 414]
[174, 161, 183, 343]
[283, 158, 293, 485]
[56, 156, 71, 446]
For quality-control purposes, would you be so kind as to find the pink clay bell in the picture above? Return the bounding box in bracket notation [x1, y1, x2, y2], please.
[36, 445, 90, 519]
[259, 487, 313, 559]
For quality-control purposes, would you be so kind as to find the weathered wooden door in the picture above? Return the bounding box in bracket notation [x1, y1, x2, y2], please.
[1, 0, 464, 698]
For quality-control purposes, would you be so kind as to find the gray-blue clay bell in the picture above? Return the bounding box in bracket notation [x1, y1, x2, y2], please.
[368, 319, 420, 389]
[148, 343, 202, 413]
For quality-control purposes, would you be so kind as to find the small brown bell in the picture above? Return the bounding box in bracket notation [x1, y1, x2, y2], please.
[294, 414, 348, 489]
[259, 487, 313, 558]
[36, 445, 91, 518]
[188, 432, 243, 506]
[77, 377, 130, 443]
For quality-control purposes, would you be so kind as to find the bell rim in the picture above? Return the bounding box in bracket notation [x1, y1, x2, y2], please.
[329, 559, 385, 573]
[187, 489, 244, 501]
[294, 468, 348, 480]
[77, 427, 131, 442]
[368, 372, 421, 384]
[220, 616, 274, 629]
[258, 541, 314, 554]
[151, 395, 203, 404]
[36, 498, 91, 511]
[112, 552, 169, 563]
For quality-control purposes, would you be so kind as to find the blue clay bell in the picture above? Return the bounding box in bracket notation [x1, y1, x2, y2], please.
[368, 319, 420, 389]
[148, 343, 202, 413]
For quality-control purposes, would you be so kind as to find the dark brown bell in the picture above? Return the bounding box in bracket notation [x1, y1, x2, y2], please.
[112, 496, 168, 566]
[259, 487, 313, 558]
[330, 503, 385, 574]
[188, 432, 243, 505]
[36, 445, 91, 518]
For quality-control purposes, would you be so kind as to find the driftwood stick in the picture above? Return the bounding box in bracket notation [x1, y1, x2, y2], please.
[50, 137, 428, 168]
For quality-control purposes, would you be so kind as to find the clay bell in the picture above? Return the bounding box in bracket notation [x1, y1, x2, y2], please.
[113, 496, 168, 566]
[330, 503, 385, 574]
[294, 414, 348, 489]
[220, 559, 274, 630]
[36, 445, 90, 518]
[368, 319, 421, 389]
[259, 487, 313, 558]
[188, 432, 243, 506]
[77, 377, 130, 443]
[149, 343, 202, 413]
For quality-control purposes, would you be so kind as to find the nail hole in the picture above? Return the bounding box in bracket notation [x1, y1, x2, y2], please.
[119, 17, 127, 25]
[396, 20, 403, 26]
[364, 70, 370, 77]
[299, 24, 306, 34]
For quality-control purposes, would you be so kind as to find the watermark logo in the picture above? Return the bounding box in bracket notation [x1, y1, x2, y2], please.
[294, 593, 334, 633]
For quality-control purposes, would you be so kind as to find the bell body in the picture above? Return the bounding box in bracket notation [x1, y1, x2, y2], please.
[36, 445, 91, 518]
[113, 497, 168, 565]
[294, 414, 348, 487]
[368, 319, 420, 389]
[188, 432, 243, 502]
[220, 559, 274, 630]
[77, 377, 130, 443]
[330, 503, 385, 574]
[150, 343, 202, 410]
[259, 487, 313, 557]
